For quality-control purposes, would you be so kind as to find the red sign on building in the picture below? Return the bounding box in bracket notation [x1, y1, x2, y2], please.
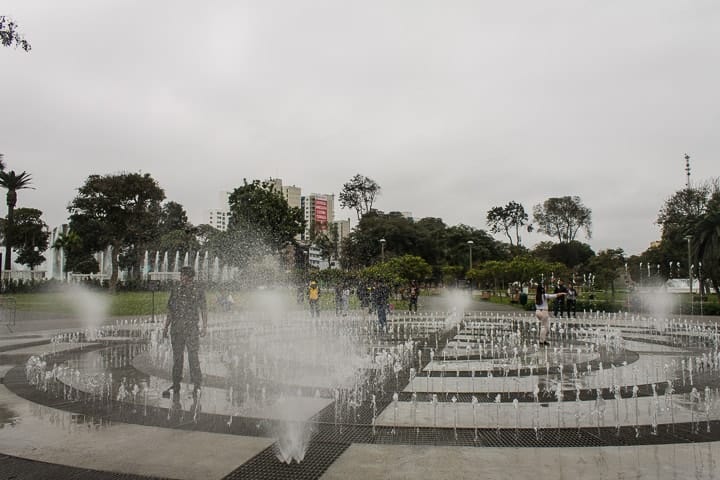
[314, 197, 328, 231]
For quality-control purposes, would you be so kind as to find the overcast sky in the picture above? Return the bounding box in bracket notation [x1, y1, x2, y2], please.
[2, 1, 718, 256]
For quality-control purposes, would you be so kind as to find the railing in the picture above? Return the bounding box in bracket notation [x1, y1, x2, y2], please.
[2, 270, 46, 282]
[68, 273, 111, 282]
[0, 296, 17, 329]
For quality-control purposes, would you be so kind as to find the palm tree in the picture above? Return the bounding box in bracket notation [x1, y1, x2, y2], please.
[0, 169, 33, 271]
[693, 205, 720, 300]
[52, 230, 81, 276]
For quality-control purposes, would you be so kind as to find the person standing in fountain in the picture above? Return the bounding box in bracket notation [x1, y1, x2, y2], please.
[408, 280, 419, 313]
[535, 284, 565, 346]
[566, 282, 578, 319]
[308, 280, 321, 317]
[163, 266, 207, 396]
[373, 280, 390, 331]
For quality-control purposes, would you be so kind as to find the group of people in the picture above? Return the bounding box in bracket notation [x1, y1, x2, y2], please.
[303, 280, 351, 317]
[300, 279, 422, 330]
[534, 278, 578, 346]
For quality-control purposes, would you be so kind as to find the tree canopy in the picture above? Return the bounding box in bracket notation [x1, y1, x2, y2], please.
[486, 201, 529, 247]
[532, 240, 594, 268]
[586, 248, 626, 297]
[533, 196, 592, 243]
[4, 207, 49, 270]
[693, 192, 720, 297]
[68, 172, 165, 291]
[0, 16, 31, 51]
[223, 179, 304, 268]
[158, 201, 190, 235]
[340, 211, 507, 283]
[0, 166, 34, 271]
[339, 174, 380, 221]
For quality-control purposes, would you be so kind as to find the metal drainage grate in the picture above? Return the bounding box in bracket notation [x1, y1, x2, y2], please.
[223, 442, 350, 480]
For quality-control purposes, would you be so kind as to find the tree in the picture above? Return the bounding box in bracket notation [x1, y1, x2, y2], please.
[68, 172, 165, 292]
[693, 190, 720, 299]
[52, 229, 81, 273]
[383, 255, 432, 282]
[0, 16, 31, 51]
[414, 217, 447, 268]
[586, 248, 625, 298]
[531, 240, 594, 268]
[339, 174, 380, 221]
[152, 229, 200, 258]
[10, 208, 49, 270]
[314, 233, 337, 267]
[158, 201, 190, 235]
[656, 182, 718, 278]
[445, 224, 509, 267]
[0, 168, 33, 271]
[224, 179, 304, 267]
[195, 224, 222, 254]
[533, 196, 592, 243]
[486, 201, 529, 247]
[341, 211, 421, 269]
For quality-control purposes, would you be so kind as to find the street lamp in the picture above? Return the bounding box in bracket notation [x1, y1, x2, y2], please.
[467, 240, 474, 270]
[686, 235, 693, 314]
[467, 240, 474, 295]
[379, 238, 386, 262]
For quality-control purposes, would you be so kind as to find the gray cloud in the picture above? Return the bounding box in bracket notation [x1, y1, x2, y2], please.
[1, 0, 718, 256]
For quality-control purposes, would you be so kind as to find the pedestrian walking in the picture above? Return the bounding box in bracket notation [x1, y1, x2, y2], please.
[308, 280, 321, 317]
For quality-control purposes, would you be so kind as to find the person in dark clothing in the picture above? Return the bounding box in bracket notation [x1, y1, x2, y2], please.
[372, 281, 390, 330]
[566, 282, 578, 318]
[553, 278, 568, 318]
[408, 280, 419, 312]
[163, 266, 207, 397]
[334, 284, 343, 315]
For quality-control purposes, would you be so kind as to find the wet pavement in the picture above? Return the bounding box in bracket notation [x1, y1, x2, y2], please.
[2, 296, 720, 479]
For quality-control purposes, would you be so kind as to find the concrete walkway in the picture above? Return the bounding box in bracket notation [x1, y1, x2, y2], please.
[2, 297, 720, 479]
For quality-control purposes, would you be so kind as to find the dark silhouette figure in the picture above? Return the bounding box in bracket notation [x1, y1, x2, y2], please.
[163, 266, 207, 396]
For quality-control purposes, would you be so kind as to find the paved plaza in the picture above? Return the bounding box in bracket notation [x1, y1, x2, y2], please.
[1, 294, 720, 479]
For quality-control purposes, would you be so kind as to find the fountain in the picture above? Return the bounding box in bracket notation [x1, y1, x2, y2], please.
[13, 277, 720, 474]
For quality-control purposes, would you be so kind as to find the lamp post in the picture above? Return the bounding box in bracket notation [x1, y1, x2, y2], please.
[379, 238, 386, 262]
[699, 261, 703, 315]
[467, 240, 474, 270]
[467, 240, 474, 295]
[686, 235, 693, 314]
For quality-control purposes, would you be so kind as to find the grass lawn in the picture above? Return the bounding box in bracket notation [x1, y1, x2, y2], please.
[3, 291, 171, 317]
[2, 288, 411, 317]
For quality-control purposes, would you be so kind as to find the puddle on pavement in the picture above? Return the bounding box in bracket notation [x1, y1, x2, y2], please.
[0, 404, 19, 427]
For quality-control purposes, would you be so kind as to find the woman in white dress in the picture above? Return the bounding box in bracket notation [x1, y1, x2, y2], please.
[535, 284, 566, 346]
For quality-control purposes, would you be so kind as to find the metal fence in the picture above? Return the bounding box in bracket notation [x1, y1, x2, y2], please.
[1, 296, 17, 329]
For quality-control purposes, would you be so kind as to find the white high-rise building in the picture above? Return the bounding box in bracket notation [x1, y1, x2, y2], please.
[208, 191, 231, 231]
